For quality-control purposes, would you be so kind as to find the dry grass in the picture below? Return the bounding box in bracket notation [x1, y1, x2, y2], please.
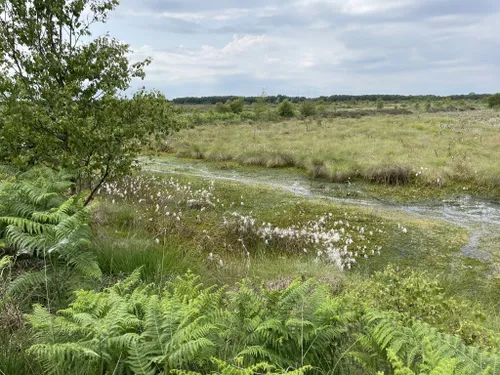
[167, 110, 500, 192]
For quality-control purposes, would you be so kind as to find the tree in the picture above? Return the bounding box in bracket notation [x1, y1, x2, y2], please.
[277, 99, 294, 117]
[487, 93, 500, 108]
[300, 101, 316, 117]
[0, 0, 177, 204]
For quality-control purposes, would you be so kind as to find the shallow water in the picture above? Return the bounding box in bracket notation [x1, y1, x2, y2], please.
[141, 156, 500, 262]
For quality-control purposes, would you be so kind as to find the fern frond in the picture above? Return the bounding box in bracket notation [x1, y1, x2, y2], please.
[7, 270, 51, 297]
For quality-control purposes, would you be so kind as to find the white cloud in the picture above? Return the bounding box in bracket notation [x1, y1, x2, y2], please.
[222, 34, 269, 54]
[131, 35, 277, 83]
[342, 0, 414, 14]
[122, 7, 250, 22]
[109, 0, 500, 96]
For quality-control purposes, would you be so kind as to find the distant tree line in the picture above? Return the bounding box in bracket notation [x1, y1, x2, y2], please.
[172, 93, 491, 105]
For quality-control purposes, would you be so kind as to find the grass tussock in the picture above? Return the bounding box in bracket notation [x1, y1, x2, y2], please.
[265, 152, 295, 168]
[176, 143, 204, 159]
[308, 159, 329, 179]
[236, 151, 295, 167]
[330, 170, 358, 183]
[366, 165, 413, 185]
[236, 152, 267, 166]
[205, 152, 233, 162]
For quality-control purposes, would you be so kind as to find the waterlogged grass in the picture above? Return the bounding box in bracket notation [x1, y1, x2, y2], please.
[90, 170, 499, 306]
[166, 110, 500, 196]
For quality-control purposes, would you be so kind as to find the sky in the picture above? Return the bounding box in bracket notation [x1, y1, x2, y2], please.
[93, 0, 500, 98]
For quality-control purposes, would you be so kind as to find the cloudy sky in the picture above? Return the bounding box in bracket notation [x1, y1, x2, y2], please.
[93, 0, 500, 98]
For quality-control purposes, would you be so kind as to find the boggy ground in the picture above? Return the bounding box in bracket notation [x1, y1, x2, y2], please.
[94, 162, 499, 306]
[166, 110, 500, 197]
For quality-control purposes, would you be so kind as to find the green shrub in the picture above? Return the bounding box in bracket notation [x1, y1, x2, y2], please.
[300, 101, 316, 117]
[190, 109, 204, 125]
[376, 98, 384, 109]
[253, 97, 267, 118]
[0, 169, 101, 310]
[354, 309, 500, 375]
[349, 266, 497, 348]
[229, 97, 245, 113]
[277, 99, 295, 117]
[215, 102, 232, 113]
[240, 110, 256, 120]
[488, 93, 500, 108]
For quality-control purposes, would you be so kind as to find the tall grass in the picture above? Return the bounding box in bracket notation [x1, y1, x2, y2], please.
[166, 110, 500, 193]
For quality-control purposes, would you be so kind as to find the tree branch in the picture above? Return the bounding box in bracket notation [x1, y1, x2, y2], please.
[84, 162, 110, 206]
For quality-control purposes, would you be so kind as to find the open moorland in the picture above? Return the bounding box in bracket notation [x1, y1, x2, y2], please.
[168, 109, 500, 199]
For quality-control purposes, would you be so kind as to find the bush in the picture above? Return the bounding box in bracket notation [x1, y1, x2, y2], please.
[190, 109, 204, 125]
[376, 98, 384, 109]
[240, 110, 256, 120]
[253, 97, 267, 118]
[300, 101, 316, 117]
[277, 99, 294, 117]
[349, 266, 498, 348]
[488, 93, 500, 108]
[215, 102, 231, 113]
[229, 97, 245, 113]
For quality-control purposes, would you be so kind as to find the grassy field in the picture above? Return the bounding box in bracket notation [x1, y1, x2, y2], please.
[167, 110, 500, 198]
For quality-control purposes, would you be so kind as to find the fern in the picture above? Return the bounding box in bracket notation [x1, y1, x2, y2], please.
[27, 272, 354, 374]
[0, 169, 101, 305]
[170, 357, 313, 374]
[0, 255, 12, 276]
[355, 309, 500, 375]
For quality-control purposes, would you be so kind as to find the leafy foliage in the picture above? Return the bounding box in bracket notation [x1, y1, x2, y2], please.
[353, 309, 500, 375]
[229, 98, 245, 114]
[349, 266, 498, 348]
[26, 271, 355, 374]
[0, 169, 101, 306]
[25, 266, 500, 375]
[0, 0, 178, 204]
[488, 94, 500, 108]
[171, 358, 312, 374]
[300, 101, 316, 117]
[277, 100, 295, 118]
